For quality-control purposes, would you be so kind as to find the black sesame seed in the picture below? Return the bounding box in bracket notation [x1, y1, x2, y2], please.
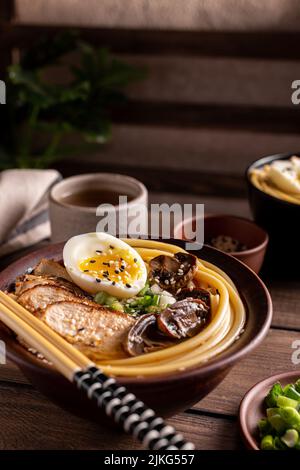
[90, 260, 96, 264]
[84, 269, 89, 272]
[134, 258, 137, 263]
[115, 269, 120, 274]
[103, 262, 110, 266]
[96, 250, 102, 254]
[110, 245, 114, 249]
[126, 283, 132, 288]
[112, 281, 116, 286]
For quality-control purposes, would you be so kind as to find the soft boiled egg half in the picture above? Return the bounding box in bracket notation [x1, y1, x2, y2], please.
[63, 233, 147, 298]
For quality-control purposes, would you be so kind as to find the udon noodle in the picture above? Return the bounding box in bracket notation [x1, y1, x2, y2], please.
[98, 239, 246, 377]
[250, 156, 300, 205]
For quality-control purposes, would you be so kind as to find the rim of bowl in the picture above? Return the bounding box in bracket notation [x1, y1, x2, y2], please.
[0, 239, 273, 386]
[239, 370, 300, 450]
[246, 152, 300, 209]
[174, 214, 269, 258]
[50, 173, 148, 213]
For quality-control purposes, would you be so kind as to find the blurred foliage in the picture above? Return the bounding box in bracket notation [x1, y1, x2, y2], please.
[0, 31, 145, 169]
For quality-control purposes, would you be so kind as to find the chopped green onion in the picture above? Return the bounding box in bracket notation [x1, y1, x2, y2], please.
[277, 395, 299, 409]
[265, 383, 283, 408]
[258, 418, 272, 437]
[110, 301, 124, 312]
[267, 408, 280, 419]
[281, 429, 299, 448]
[261, 435, 274, 450]
[94, 291, 121, 310]
[274, 436, 287, 450]
[269, 414, 286, 434]
[138, 282, 150, 297]
[278, 407, 300, 428]
[94, 291, 110, 305]
[283, 384, 300, 401]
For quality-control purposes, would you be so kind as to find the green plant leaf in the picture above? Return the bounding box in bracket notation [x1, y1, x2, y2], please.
[3, 30, 146, 168]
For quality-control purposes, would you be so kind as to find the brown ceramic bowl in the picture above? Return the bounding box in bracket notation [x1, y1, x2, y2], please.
[0, 239, 272, 424]
[239, 371, 300, 450]
[175, 215, 268, 273]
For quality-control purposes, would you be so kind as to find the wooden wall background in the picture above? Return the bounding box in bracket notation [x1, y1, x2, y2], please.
[1, 0, 300, 197]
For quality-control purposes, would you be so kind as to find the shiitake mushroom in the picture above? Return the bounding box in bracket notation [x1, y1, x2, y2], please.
[176, 287, 211, 308]
[157, 298, 210, 339]
[125, 253, 211, 356]
[149, 252, 197, 293]
[124, 313, 175, 357]
[124, 297, 211, 356]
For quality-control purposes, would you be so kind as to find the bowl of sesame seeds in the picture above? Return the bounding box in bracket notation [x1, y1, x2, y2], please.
[175, 214, 268, 274]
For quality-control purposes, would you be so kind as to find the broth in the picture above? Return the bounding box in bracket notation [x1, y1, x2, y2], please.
[60, 189, 134, 208]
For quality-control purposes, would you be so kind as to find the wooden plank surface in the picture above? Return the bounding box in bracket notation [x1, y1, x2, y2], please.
[123, 55, 300, 108]
[4, 25, 300, 60]
[197, 329, 300, 416]
[0, 380, 238, 450]
[12, 0, 300, 34]
[268, 281, 300, 330]
[1, 328, 299, 417]
[55, 125, 300, 182]
[112, 101, 300, 134]
[47, 52, 299, 109]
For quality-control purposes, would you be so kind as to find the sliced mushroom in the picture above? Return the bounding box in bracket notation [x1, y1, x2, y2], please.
[124, 313, 175, 356]
[149, 252, 197, 293]
[157, 298, 210, 339]
[176, 288, 210, 309]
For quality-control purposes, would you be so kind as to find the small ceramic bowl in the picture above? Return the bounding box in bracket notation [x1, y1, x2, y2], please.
[239, 371, 300, 450]
[0, 239, 272, 424]
[247, 152, 300, 275]
[174, 214, 268, 273]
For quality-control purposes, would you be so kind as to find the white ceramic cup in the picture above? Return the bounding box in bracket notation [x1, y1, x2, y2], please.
[49, 173, 148, 242]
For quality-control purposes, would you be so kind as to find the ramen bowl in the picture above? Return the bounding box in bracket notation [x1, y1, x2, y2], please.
[0, 239, 272, 423]
[247, 152, 300, 276]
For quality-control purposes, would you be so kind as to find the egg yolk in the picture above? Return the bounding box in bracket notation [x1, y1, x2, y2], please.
[78, 248, 140, 286]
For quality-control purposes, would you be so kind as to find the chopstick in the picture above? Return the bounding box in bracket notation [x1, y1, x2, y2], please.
[0, 291, 93, 372]
[0, 292, 195, 450]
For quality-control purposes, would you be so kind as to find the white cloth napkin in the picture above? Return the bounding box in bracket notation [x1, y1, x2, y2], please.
[0, 169, 61, 257]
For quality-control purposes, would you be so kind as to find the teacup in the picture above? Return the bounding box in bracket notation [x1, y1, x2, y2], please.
[49, 173, 148, 242]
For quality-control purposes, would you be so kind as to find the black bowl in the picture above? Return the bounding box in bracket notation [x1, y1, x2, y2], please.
[246, 152, 300, 277]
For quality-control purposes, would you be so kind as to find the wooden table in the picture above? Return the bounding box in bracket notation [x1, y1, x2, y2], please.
[0, 194, 299, 450]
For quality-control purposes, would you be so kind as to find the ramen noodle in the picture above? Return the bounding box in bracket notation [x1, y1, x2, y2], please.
[250, 156, 300, 205]
[99, 239, 246, 377]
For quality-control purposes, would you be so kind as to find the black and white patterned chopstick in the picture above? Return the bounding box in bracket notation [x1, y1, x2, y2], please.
[74, 367, 195, 450]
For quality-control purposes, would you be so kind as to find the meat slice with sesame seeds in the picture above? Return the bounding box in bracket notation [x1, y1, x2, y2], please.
[43, 301, 135, 360]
